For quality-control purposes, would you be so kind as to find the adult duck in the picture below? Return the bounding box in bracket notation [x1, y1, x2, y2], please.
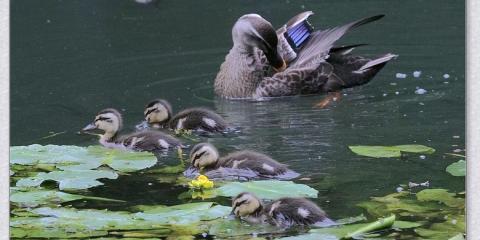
[214, 11, 397, 105]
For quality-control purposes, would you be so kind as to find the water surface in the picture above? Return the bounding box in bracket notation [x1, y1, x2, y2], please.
[11, 0, 465, 235]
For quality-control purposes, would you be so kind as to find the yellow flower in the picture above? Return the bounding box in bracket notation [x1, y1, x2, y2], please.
[188, 175, 214, 189]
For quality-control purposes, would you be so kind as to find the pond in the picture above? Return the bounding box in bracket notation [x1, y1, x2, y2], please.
[11, 0, 465, 239]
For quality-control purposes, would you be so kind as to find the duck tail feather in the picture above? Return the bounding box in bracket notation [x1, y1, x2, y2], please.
[292, 15, 385, 68]
[353, 53, 398, 73]
[330, 44, 368, 55]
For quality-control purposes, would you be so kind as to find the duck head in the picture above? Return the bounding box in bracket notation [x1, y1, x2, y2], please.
[232, 192, 263, 217]
[189, 143, 220, 169]
[137, 99, 172, 129]
[81, 108, 123, 142]
[232, 14, 286, 71]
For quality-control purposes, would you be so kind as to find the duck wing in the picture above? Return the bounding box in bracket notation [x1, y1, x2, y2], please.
[328, 48, 397, 88]
[292, 14, 385, 68]
[254, 61, 336, 97]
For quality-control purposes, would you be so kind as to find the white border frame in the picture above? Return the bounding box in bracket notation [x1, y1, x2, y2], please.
[0, 0, 476, 239]
[467, 0, 479, 239]
[0, 0, 9, 239]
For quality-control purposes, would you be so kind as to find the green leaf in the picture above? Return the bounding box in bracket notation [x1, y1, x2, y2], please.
[10, 189, 124, 207]
[415, 218, 465, 239]
[281, 215, 396, 240]
[446, 160, 466, 177]
[344, 214, 395, 239]
[449, 233, 465, 240]
[215, 180, 318, 199]
[16, 169, 118, 190]
[349, 146, 401, 158]
[207, 218, 281, 238]
[11, 203, 231, 238]
[392, 220, 423, 229]
[349, 145, 435, 158]
[10, 145, 158, 173]
[86, 146, 158, 172]
[335, 214, 367, 225]
[135, 202, 231, 225]
[416, 189, 464, 208]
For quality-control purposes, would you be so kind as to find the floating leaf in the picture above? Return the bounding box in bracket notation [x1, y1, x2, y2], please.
[11, 202, 232, 239]
[135, 202, 231, 225]
[10, 145, 158, 173]
[446, 160, 466, 177]
[449, 233, 465, 240]
[414, 218, 465, 239]
[335, 214, 367, 225]
[10, 189, 123, 207]
[215, 180, 318, 199]
[281, 215, 396, 240]
[16, 169, 118, 190]
[349, 145, 435, 158]
[392, 220, 423, 229]
[416, 189, 464, 208]
[207, 218, 280, 238]
[344, 214, 395, 239]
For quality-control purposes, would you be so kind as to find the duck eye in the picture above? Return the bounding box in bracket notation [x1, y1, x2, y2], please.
[145, 108, 158, 117]
[95, 117, 112, 122]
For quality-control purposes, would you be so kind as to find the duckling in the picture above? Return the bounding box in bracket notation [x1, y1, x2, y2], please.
[232, 192, 335, 228]
[81, 108, 182, 151]
[214, 12, 396, 99]
[139, 99, 228, 133]
[185, 143, 299, 180]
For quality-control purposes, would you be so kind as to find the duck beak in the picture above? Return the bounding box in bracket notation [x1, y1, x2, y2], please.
[265, 49, 286, 72]
[81, 123, 97, 133]
[273, 59, 287, 72]
[135, 120, 149, 130]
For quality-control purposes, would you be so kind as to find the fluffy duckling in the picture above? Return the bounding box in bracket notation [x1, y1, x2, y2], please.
[185, 143, 299, 180]
[139, 99, 228, 133]
[232, 192, 335, 228]
[81, 108, 182, 151]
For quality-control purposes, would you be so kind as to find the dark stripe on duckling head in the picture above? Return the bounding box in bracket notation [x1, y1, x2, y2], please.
[97, 108, 123, 129]
[189, 143, 212, 160]
[191, 150, 207, 167]
[145, 99, 172, 116]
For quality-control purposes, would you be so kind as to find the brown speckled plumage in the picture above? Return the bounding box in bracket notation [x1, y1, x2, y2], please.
[214, 12, 396, 99]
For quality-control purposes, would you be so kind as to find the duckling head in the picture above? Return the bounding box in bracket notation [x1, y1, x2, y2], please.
[189, 143, 219, 169]
[142, 99, 172, 128]
[232, 14, 286, 71]
[82, 108, 123, 141]
[232, 192, 262, 217]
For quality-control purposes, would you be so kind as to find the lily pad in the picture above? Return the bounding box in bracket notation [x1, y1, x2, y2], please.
[10, 189, 124, 207]
[215, 180, 318, 199]
[135, 202, 231, 225]
[207, 218, 281, 238]
[349, 145, 435, 158]
[11, 145, 158, 173]
[11, 202, 231, 238]
[446, 160, 466, 177]
[416, 189, 464, 208]
[281, 215, 396, 240]
[392, 220, 423, 229]
[16, 169, 118, 190]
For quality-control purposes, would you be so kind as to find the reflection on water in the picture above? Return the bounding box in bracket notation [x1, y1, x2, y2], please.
[12, 0, 464, 226]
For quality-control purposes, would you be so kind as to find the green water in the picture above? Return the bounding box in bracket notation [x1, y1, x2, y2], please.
[11, 0, 465, 237]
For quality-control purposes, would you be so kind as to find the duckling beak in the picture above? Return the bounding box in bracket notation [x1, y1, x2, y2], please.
[81, 123, 98, 133]
[135, 120, 149, 130]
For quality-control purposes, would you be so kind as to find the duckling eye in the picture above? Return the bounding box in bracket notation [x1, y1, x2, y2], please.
[193, 151, 207, 161]
[95, 117, 112, 122]
[144, 108, 158, 117]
